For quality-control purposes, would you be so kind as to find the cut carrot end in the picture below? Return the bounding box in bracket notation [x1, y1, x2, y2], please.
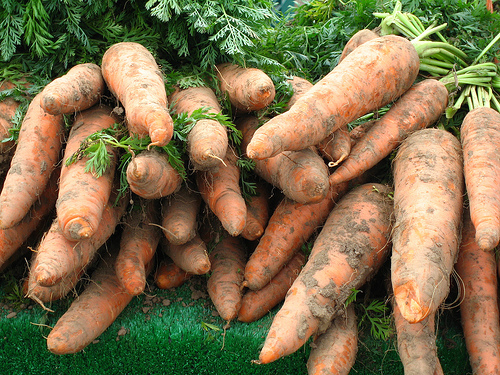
[65, 217, 94, 241]
[35, 268, 61, 287]
[393, 284, 429, 323]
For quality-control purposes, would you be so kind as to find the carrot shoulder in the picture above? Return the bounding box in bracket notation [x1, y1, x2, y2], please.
[391, 128, 464, 323]
[246, 35, 419, 159]
[101, 41, 173, 147]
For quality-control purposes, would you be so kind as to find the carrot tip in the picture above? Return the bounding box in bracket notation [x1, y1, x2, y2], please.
[476, 231, 500, 251]
[65, 218, 94, 241]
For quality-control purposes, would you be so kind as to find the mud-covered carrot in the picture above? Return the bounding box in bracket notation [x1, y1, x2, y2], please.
[161, 235, 210, 275]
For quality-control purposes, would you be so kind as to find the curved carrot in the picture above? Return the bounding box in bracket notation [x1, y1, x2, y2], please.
[391, 128, 464, 323]
[215, 63, 275, 112]
[338, 29, 379, 62]
[258, 183, 393, 364]
[317, 125, 351, 167]
[39, 63, 105, 115]
[57, 105, 119, 240]
[329, 79, 449, 187]
[0, 92, 64, 229]
[460, 106, 500, 250]
[155, 257, 192, 290]
[246, 35, 419, 159]
[241, 180, 270, 241]
[101, 41, 173, 147]
[169, 86, 228, 170]
[161, 235, 210, 275]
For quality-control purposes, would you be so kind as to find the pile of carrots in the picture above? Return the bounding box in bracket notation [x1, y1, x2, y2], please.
[0, 25, 500, 375]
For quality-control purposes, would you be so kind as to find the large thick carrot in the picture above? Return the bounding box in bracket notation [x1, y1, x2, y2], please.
[246, 35, 419, 159]
[101, 41, 173, 147]
[169, 86, 228, 171]
[160, 235, 211, 275]
[154, 256, 192, 290]
[455, 208, 500, 374]
[329, 79, 449, 187]
[391, 128, 464, 323]
[257, 183, 394, 364]
[0, 92, 64, 229]
[39, 63, 106, 115]
[241, 180, 270, 241]
[460, 107, 500, 251]
[238, 251, 305, 323]
[237, 115, 330, 204]
[215, 63, 275, 112]
[57, 105, 119, 241]
[306, 304, 358, 375]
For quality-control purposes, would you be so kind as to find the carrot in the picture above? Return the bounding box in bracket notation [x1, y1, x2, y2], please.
[317, 125, 351, 167]
[57, 105, 119, 240]
[306, 304, 358, 375]
[338, 29, 379, 62]
[39, 63, 106, 115]
[126, 148, 183, 199]
[243, 181, 348, 291]
[215, 62, 276, 112]
[46, 251, 136, 355]
[348, 119, 377, 143]
[286, 76, 313, 109]
[101, 41, 173, 147]
[246, 35, 419, 159]
[238, 251, 305, 323]
[154, 256, 192, 290]
[455, 208, 500, 374]
[161, 185, 201, 245]
[391, 128, 464, 324]
[257, 183, 393, 364]
[195, 148, 247, 236]
[329, 79, 449, 187]
[169, 86, 228, 170]
[487, 0, 493, 13]
[207, 234, 247, 322]
[25, 268, 84, 306]
[237, 115, 330, 204]
[0, 92, 64, 229]
[160, 235, 211, 275]
[0, 80, 29, 154]
[241, 180, 271, 241]
[115, 198, 162, 296]
[460, 106, 500, 251]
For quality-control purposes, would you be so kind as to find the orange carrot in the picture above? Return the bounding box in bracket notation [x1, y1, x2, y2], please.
[195, 148, 247, 236]
[39, 63, 106, 115]
[241, 180, 271, 241]
[460, 106, 500, 251]
[306, 304, 358, 375]
[161, 185, 201, 245]
[455, 208, 500, 374]
[101, 41, 174, 147]
[317, 125, 351, 167]
[238, 251, 305, 323]
[338, 29, 379, 62]
[160, 235, 211, 275]
[329, 79, 449, 187]
[215, 62, 275, 112]
[257, 183, 393, 364]
[391, 128, 464, 323]
[115, 198, 162, 295]
[126, 149, 183, 199]
[25, 268, 84, 306]
[246, 35, 419, 159]
[0, 80, 29, 154]
[237, 115, 330, 204]
[154, 256, 192, 290]
[207, 234, 247, 322]
[0, 92, 64, 229]
[56, 105, 119, 241]
[243, 181, 348, 291]
[348, 119, 377, 143]
[286, 76, 313, 109]
[169, 86, 228, 170]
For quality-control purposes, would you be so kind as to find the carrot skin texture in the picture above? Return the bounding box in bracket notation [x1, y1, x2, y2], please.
[101, 41, 173, 147]
[306, 304, 358, 375]
[241, 180, 270, 241]
[258, 183, 394, 364]
[207, 235, 247, 321]
[338, 29, 379, 62]
[25, 267, 84, 304]
[238, 251, 305, 323]
[455, 209, 500, 374]
[56, 105, 119, 241]
[286, 76, 314, 109]
[39, 63, 105, 115]
[391, 128, 464, 323]
[246, 35, 419, 159]
[460, 107, 500, 251]
[329, 79, 449, 187]
[317, 125, 351, 167]
[0, 92, 64, 229]
[161, 235, 210, 275]
[155, 257, 192, 289]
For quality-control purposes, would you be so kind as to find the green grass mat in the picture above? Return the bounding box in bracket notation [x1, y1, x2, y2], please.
[0, 274, 471, 375]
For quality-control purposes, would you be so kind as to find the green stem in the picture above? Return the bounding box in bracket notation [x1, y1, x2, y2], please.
[472, 31, 500, 65]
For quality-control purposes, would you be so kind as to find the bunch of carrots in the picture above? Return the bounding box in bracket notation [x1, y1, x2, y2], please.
[0, 4, 499, 373]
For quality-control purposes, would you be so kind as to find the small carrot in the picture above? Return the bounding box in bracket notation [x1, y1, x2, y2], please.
[0, 92, 64, 229]
[39, 63, 106, 115]
[25, 267, 84, 306]
[317, 125, 351, 167]
[391, 128, 464, 323]
[101, 41, 174, 147]
[215, 62, 275, 113]
[238, 251, 305, 323]
[338, 29, 380, 62]
[246, 35, 419, 159]
[160, 235, 211, 275]
[57, 105, 119, 241]
[154, 256, 192, 290]
[126, 148, 183, 199]
[241, 180, 271, 241]
[286, 76, 313, 109]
